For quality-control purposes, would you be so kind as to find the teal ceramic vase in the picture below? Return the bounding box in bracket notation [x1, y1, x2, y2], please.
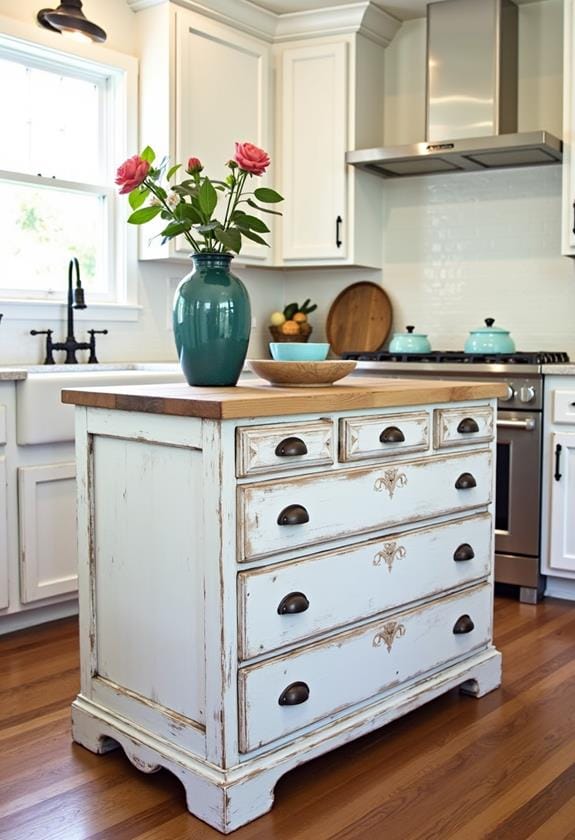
[173, 253, 251, 386]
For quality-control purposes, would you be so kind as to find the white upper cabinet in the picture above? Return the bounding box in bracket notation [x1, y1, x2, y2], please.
[136, 2, 273, 265]
[563, 0, 575, 256]
[277, 34, 386, 268]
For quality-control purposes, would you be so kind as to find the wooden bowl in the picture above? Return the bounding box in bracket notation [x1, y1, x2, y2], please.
[269, 325, 312, 343]
[247, 359, 357, 387]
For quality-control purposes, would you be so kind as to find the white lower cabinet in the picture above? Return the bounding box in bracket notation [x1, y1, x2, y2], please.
[548, 432, 575, 573]
[70, 394, 500, 833]
[18, 462, 77, 603]
[0, 453, 8, 611]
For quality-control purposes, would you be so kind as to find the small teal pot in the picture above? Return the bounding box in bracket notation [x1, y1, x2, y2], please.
[173, 253, 251, 386]
[389, 325, 432, 354]
[464, 318, 516, 354]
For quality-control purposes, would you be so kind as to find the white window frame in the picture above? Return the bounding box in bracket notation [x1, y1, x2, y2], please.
[0, 16, 140, 322]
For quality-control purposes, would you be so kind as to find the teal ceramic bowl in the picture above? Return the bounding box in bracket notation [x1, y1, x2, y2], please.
[269, 342, 330, 361]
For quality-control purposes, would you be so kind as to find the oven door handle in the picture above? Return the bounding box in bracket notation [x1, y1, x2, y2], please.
[496, 418, 536, 431]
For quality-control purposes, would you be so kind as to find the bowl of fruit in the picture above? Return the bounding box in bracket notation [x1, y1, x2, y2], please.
[269, 300, 317, 342]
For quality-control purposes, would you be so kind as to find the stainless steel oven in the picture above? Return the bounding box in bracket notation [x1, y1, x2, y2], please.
[495, 410, 543, 601]
[342, 351, 571, 604]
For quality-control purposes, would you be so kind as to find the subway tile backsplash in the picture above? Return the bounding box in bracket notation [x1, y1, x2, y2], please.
[286, 165, 575, 356]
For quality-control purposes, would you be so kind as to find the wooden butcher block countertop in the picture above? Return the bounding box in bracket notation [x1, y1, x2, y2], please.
[62, 376, 507, 421]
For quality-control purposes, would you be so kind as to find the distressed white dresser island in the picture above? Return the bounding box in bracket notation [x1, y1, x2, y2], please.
[63, 376, 506, 833]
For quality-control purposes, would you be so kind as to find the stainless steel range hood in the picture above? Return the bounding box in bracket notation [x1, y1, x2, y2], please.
[346, 0, 562, 179]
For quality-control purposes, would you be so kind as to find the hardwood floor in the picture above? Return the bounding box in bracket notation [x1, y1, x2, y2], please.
[1, 596, 575, 839]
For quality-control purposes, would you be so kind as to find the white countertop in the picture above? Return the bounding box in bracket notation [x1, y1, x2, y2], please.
[0, 368, 27, 380]
[542, 364, 575, 376]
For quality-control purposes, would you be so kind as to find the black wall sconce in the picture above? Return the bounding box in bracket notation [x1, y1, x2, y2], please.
[37, 0, 106, 44]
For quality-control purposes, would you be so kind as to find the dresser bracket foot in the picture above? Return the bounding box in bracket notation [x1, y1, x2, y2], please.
[459, 651, 502, 698]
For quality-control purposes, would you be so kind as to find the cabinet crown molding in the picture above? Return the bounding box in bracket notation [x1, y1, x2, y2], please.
[127, 0, 400, 46]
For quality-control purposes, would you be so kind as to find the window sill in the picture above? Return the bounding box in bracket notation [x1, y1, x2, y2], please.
[0, 300, 142, 322]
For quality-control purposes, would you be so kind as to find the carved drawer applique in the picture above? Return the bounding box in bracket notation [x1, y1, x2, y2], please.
[372, 622, 406, 653]
[373, 541, 407, 572]
[374, 468, 408, 499]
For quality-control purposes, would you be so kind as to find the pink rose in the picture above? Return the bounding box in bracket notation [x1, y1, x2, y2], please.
[187, 156, 203, 174]
[234, 142, 270, 176]
[115, 155, 150, 194]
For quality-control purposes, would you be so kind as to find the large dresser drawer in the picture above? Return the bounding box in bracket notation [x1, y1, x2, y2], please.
[238, 449, 493, 561]
[236, 420, 334, 478]
[339, 410, 430, 462]
[238, 513, 492, 659]
[238, 583, 492, 752]
[434, 405, 494, 449]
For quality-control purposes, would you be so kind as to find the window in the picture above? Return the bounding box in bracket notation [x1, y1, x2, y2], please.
[0, 34, 132, 304]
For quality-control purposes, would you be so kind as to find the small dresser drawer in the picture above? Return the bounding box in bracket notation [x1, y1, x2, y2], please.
[434, 405, 494, 449]
[236, 420, 334, 478]
[552, 390, 575, 425]
[238, 449, 493, 561]
[339, 411, 430, 462]
[238, 583, 491, 752]
[238, 513, 492, 659]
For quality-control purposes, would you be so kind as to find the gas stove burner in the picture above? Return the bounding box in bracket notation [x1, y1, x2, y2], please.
[342, 350, 570, 365]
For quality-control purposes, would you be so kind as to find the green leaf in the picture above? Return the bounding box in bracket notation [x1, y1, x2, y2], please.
[161, 221, 190, 237]
[238, 228, 269, 247]
[140, 146, 156, 164]
[234, 214, 270, 234]
[176, 203, 202, 224]
[283, 302, 298, 320]
[172, 185, 198, 198]
[127, 206, 162, 224]
[254, 187, 283, 204]
[167, 164, 181, 180]
[214, 227, 242, 253]
[246, 198, 283, 216]
[198, 179, 218, 218]
[128, 188, 149, 211]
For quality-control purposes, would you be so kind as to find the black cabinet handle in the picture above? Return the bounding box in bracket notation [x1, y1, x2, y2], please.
[277, 504, 309, 526]
[555, 443, 562, 481]
[277, 592, 310, 615]
[379, 426, 405, 444]
[453, 543, 475, 562]
[453, 614, 475, 634]
[278, 681, 310, 706]
[336, 215, 343, 248]
[275, 436, 308, 458]
[572, 201, 575, 235]
[455, 472, 477, 490]
[457, 417, 480, 434]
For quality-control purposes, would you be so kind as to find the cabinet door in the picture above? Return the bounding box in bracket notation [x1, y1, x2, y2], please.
[175, 10, 272, 263]
[549, 433, 575, 572]
[0, 454, 7, 610]
[281, 41, 347, 261]
[18, 463, 77, 602]
[562, 0, 575, 256]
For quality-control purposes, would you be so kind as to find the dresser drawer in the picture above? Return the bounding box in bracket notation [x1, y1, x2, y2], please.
[238, 513, 492, 659]
[236, 420, 334, 477]
[339, 411, 429, 462]
[552, 390, 575, 424]
[238, 583, 491, 752]
[434, 405, 494, 449]
[238, 449, 493, 561]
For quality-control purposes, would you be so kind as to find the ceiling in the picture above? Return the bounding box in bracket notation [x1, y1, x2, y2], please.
[249, 0, 546, 23]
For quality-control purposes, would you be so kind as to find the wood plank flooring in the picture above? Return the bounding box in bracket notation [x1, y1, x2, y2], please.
[1, 596, 575, 839]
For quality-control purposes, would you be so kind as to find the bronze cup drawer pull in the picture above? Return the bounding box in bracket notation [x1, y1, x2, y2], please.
[379, 426, 405, 444]
[275, 436, 308, 457]
[278, 681, 310, 706]
[457, 417, 480, 434]
[277, 504, 310, 526]
[453, 543, 475, 562]
[455, 472, 477, 490]
[277, 592, 310, 615]
[453, 614, 475, 634]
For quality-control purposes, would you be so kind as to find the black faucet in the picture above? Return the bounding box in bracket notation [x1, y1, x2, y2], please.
[31, 258, 108, 364]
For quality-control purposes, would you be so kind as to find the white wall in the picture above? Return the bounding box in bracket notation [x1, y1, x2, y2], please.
[0, 1, 284, 365]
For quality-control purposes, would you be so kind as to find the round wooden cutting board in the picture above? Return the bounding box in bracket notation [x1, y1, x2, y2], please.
[326, 281, 392, 355]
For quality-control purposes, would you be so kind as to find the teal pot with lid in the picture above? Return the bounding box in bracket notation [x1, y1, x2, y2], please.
[464, 318, 516, 354]
[389, 325, 432, 354]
